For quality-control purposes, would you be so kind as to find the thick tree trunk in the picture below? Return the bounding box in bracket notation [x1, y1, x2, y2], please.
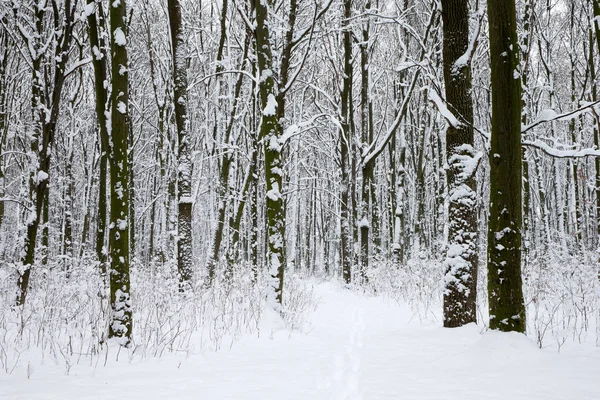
[441, 0, 478, 327]
[108, 0, 133, 344]
[487, 0, 526, 332]
[16, 3, 47, 306]
[252, 0, 286, 305]
[359, 0, 372, 281]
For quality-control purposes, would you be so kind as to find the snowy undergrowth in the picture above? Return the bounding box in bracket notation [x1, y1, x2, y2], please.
[280, 272, 319, 332]
[0, 257, 317, 375]
[523, 247, 600, 350]
[363, 250, 600, 351]
[365, 253, 444, 324]
[0, 249, 597, 377]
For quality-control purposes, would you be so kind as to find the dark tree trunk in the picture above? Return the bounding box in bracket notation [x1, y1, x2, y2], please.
[340, 0, 353, 284]
[17, 0, 75, 306]
[108, 0, 133, 344]
[251, 0, 286, 304]
[168, 0, 193, 285]
[86, 0, 109, 276]
[487, 0, 526, 333]
[441, 0, 478, 327]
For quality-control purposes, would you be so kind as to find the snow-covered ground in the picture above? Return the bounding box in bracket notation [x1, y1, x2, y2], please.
[2, 282, 599, 400]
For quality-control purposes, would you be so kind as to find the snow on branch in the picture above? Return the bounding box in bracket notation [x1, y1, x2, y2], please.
[0, 198, 32, 211]
[428, 88, 462, 129]
[521, 100, 600, 133]
[360, 8, 438, 167]
[232, 0, 255, 32]
[278, 114, 328, 147]
[452, 8, 485, 73]
[523, 140, 600, 159]
[64, 57, 93, 78]
[518, 100, 600, 159]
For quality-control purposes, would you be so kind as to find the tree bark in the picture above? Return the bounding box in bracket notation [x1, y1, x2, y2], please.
[251, 0, 286, 305]
[16, 0, 75, 306]
[487, 0, 526, 332]
[340, 0, 354, 284]
[86, 0, 110, 276]
[168, 0, 193, 285]
[441, 0, 478, 327]
[108, 0, 133, 344]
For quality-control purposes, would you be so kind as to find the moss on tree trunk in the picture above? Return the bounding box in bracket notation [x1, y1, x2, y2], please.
[487, 0, 526, 333]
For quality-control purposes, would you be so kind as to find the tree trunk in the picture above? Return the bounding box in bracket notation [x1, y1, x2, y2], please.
[17, 0, 75, 305]
[208, 33, 251, 283]
[487, 0, 526, 332]
[252, 0, 286, 305]
[592, 0, 600, 248]
[86, 0, 109, 276]
[359, 0, 372, 281]
[441, 0, 478, 327]
[108, 0, 133, 344]
[168, 0, 193, 285]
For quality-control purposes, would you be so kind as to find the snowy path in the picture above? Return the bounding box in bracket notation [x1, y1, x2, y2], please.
[2, 282, 599, 400]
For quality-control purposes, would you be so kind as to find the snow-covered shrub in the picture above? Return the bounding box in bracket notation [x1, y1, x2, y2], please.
[523, 247, 599, 349]
[0, 254, 321, 374]
[365, 252, 444, 323]
[281, 273, 319, 332]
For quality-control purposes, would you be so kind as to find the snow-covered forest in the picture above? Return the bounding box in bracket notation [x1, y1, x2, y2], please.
[1, 0, 599, 398]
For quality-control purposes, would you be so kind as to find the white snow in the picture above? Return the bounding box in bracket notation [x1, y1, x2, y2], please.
[266, 182, 281, 201]
[36, 170, 48, 183]
[263, 93, 277, 116]
[357, 217, 369, 228]
[82, 3, 95, 17]
[116, 218, 127, 231]
[279, 124, 299, 146]
[179, 196, 193, 204]
[428, 88, 462, 128]
[1, 283, 598, 399]
[113, 28, 126, 47]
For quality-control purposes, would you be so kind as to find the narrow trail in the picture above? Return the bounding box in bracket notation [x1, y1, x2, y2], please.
[1, 282, 599, 400]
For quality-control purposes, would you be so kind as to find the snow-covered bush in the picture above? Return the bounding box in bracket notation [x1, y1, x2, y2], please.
[365, 252, 444, 323]
[0, 256, 317, 374]
[523, 247, 600, 350]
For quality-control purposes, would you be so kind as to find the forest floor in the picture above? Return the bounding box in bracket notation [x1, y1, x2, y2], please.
[1, 281, 599, 399]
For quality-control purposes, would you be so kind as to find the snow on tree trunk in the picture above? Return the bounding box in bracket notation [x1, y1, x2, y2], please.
[86, 0, 110, 278]
[108, 0, 133, 344]
[16, 0, 75, 306]
[252, 0, 286, 306]
[168, 0, 193, 285]
[441, 0, 479, 327]
[487, 0, 526, 333]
